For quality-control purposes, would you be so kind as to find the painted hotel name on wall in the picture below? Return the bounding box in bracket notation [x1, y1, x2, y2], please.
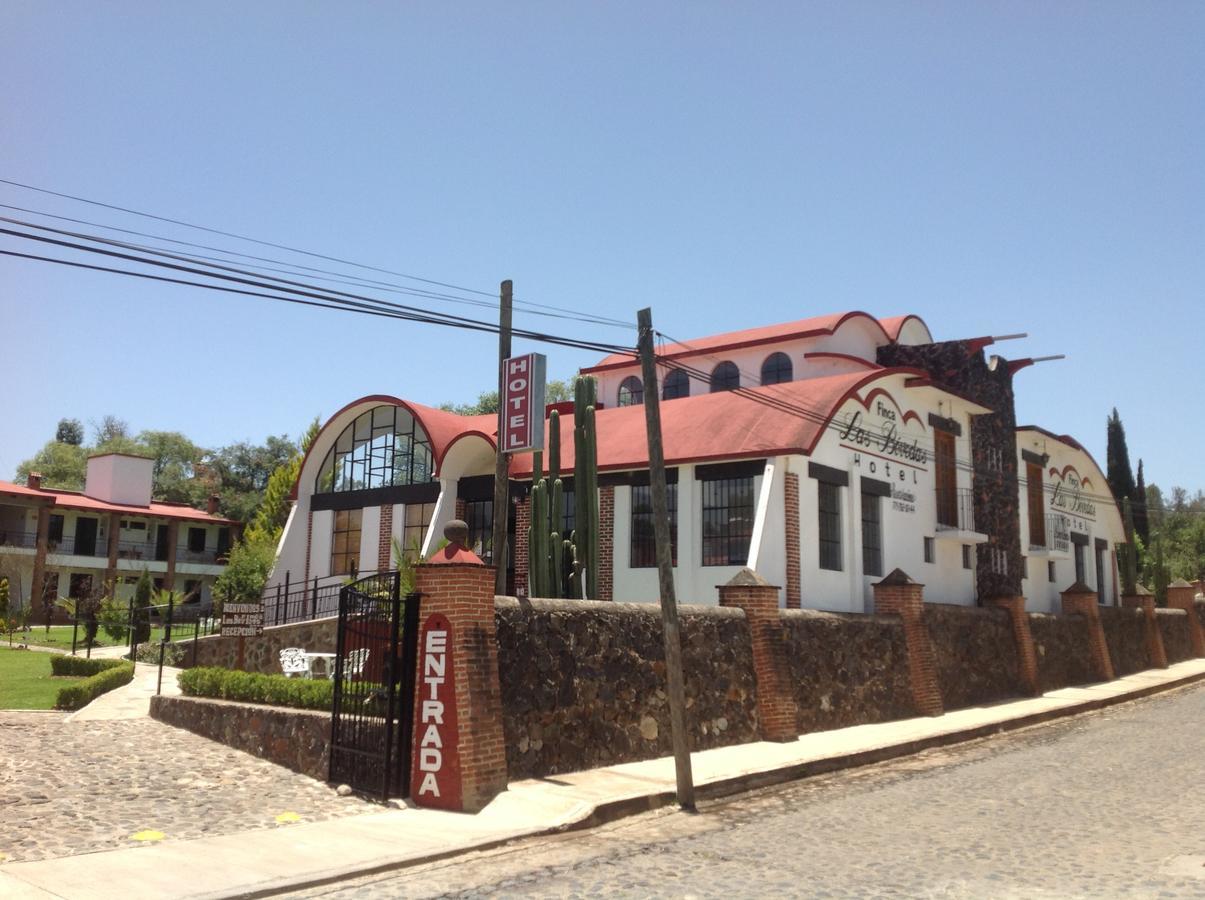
[1048, 465, 1097, 522]
[412, 613, 461, 810]
[839, 393, 928, 469]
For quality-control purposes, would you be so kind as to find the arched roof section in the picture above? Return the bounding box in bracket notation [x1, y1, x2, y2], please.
[292, 395, 497, 499]
[879, 314, 933, 345]
[1016, 425, 1125, 537]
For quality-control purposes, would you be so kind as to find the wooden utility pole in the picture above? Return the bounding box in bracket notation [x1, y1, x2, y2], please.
[491, 280, 514, 594]
[637, 306, 696, 811]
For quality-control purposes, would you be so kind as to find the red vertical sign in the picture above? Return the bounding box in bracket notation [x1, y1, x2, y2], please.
[501, 353, 546, 453]
[411, 613, 461, 809]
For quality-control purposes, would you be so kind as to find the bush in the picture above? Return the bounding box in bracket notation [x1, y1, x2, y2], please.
[50, 655, 127, 677]
[179, 667, 335, 711]
[55, 662, 135, 710]
[135, 641, 186, 666]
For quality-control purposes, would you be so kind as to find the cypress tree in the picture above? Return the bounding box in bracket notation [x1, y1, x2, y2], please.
[1105, 408, 1135, 507]
[1133, 459, 1149, 545]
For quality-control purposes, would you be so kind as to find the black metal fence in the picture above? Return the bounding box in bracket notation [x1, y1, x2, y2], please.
[263, 573, 347, 626]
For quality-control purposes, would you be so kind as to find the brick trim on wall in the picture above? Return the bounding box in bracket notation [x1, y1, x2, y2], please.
[378, 504, 393, 571]
[873, 578, 944, 716]
[1123, 594, 1168, 669]
[1060, 590, 1115, 681]
[303, 507, 313, 584]
[718, 582, 793, 741]
[783, 472, 801, 609]
[513, 497, 530, 598]
[598, 486, 614, 602]
[990, 596, 1040, 695]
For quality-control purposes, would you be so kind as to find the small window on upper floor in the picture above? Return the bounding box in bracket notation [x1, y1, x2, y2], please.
[662, 368, 690, 400]
[710, 361, 740, 393]
[617, 376, 644, 407]
[760, 352, 793, 386]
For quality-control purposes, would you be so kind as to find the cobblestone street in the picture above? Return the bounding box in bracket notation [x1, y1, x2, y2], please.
[291, 682, 1205, 899]
[0, 712, 376, 863]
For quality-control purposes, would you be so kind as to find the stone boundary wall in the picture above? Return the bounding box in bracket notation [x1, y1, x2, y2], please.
[1098, 607, 1151, 677]
[925, 603, 1024, 709]
[779, 609, 914, 733]
[186, 617, 338, 674]
[1156, 609, 1193, 663]
[495, 598, 760, 780]
[1029, 613, 1097, 693]
[149, 695, 330, 780]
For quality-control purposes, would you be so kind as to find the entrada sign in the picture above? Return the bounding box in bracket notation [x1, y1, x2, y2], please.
[411, 612, 461, 809]
[501, 353, 546, 453]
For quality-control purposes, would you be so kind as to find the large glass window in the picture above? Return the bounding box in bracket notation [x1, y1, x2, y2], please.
[861, 491, 882, 576]
[819, 481, 843, 571]
[631, 482, 677, 567]
[617, 376, 644, 407]
[701, 476, 754, 566]
[464, 499, 493, 563]
[709, 361, 740, 393]
[760, 352, 793, 386]
[315, 405, 435, 494]
[662, 368, 690, 400]
[331, 509, 362, 576]
[401, 503, 436, 564]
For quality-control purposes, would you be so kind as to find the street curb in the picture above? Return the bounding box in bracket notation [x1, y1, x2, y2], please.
[209, 666, 1205, 898]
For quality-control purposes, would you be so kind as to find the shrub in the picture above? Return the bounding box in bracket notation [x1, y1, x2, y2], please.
[135, 641, 186, 666]
[55, 662, 135, 710]
[51, 655, 127, 677]
[179, 667, 335, 711]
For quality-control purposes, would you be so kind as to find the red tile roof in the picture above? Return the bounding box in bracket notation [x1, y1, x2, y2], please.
[0, 481, 239, 525]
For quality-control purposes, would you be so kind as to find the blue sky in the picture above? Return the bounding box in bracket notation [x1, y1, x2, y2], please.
[1, 2, 1201, 491]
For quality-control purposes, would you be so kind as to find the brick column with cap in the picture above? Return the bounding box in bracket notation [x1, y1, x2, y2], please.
[873, 569, 943, 717]
[597, 486, 614, 602]
[783, 472, 802, 609]
[1122, 585, 1167, 669]
[411, 519, 508, 813]
[513, 496, 529, 598]
[989, 595, 1040, 695]
[718, 569, 795, 742]
[1060, 582, 1114, 681]
[1166, 579, 1204, 657]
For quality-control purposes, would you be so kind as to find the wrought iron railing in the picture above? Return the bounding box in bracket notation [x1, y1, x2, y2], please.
[936, 487, 976, 533]
[262, 573, 348, 626]
[0, 530, 39, 550]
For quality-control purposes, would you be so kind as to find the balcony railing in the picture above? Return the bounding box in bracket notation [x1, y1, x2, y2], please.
[262, 573, 347, 626]
[0, 530, 39, 550]
[47, 536, 107, 557]
[936, 487, 976, 533]
[1030, 514, 1070, 553]
[2, 532, 225, 564]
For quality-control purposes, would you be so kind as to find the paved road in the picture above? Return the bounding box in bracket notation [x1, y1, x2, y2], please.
[289, 682, 1205, 899]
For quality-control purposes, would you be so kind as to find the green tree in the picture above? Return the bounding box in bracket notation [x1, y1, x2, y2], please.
[213, 539, 276, 607]
[56, 418, 84, 445]
[94, 414, 130, 445]
[132, 569, 153, 644]
[242, 419, 320, 545]
[1133, 459, 1149, 544]
[137, 430, 207, 505]
[1105, 408, 1135, 506]
[439, 377, 577, 416]
[15, 441, 89, 489]
[0, 577, 10, 646]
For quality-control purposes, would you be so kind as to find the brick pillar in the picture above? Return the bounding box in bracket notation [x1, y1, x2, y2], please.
[990, 595, 1040, 695]
[783, 472, 801, 609]
[718, 569, 795, 742]
[29, 505, 51, 615]
[1166, 579, 1204, 657]
[412, 521, 507, 813]
[1122, 589, 1167, 669]
[513, 496, 530, 598]
[598, 486, 614, 602]
[104, 512, 121, 598]
[1060, 582, 1114, 681]
[164, 520, 179, 594]
[378, 504, 393, 571]
[303, 508, 313, 584]
[873, 569, 943, 717]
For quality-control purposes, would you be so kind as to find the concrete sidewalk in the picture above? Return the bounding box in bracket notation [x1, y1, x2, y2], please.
[3, 659, 1203, 900]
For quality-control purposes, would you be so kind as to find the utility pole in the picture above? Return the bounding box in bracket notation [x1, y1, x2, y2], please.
[637, 306, 696, 811]
[491, 280, 513, 594]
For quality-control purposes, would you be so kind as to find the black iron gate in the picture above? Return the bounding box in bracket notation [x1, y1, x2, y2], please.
[329, 572, 421, 801]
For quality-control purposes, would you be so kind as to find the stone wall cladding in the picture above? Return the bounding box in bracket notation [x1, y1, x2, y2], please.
[187, 617, 338, 674]
[494, 597, 759, 780]
[925, 603, 1023, 709]
[1029, 613, 1098, 692]
[1098, 607, 1151, 676]
[150, 695, 330, 780]
[1156, 609, 1193, 663]
[779, 609, 914, 733]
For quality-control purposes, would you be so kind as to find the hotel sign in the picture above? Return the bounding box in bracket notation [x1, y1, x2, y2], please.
[501, 353, 547, 453]
[412, 613, 461, 809]
[222, 602, 263, 636]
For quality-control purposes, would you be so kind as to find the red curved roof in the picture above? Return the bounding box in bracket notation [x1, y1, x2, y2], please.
[0, 481, 239, 525]
[878, 314, 932, 342]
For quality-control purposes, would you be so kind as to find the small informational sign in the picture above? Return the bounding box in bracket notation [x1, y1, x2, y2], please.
[222, 602, 263, 636]
[501, 352, 546, 453]
[411, 612, 461, 810]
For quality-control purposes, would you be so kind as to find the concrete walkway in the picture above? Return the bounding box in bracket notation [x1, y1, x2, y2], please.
[2, 659, 1203, 900]
[66, 660, 181, 722]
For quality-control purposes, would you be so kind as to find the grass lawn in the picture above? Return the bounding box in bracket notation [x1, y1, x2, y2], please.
[9, 625, 204, 652]
[0, 648, 85, 710]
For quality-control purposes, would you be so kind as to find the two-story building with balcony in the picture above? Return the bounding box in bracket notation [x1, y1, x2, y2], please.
[0, 452, 239, 618]
[267, 310, 1127, 616]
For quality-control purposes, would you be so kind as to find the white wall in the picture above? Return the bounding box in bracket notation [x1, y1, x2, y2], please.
[84, 454, 154, 507]
[308, 509, 333, 581]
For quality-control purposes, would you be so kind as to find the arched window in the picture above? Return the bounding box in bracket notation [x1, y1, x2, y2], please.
[760, 352, 793, 385]
[314, 405, 435, 494]
[710, 361, 740, 393]
[662, 368, 690, 400]
[617, 376, 644, 407]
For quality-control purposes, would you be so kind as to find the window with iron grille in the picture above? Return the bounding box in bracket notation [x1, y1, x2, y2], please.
[709, 361, 740, 393]
[631, 483, 677, 567]
[617, 376, 644, 407]
[962, 544, 973, 569]
[187, 527, 206, 553]
[924, 536, 935, 563]
[861, 490, 882, 576]
[331, 508, 362, 576]
[1048, 560, 1057, 582]
[818, 481, 843, 571]
[662, 368, 690, 400]
[701, 476, 754, 566]
[760, 352, 793, 385]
